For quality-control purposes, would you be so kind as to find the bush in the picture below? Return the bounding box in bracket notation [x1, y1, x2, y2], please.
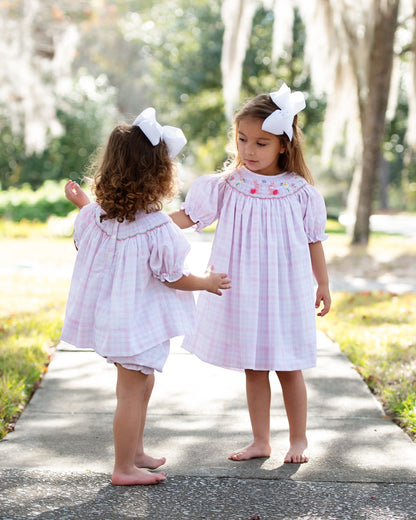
[0, 180, 76, 221]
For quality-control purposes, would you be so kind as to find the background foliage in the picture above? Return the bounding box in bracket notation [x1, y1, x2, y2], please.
[1, 0, 415, 213]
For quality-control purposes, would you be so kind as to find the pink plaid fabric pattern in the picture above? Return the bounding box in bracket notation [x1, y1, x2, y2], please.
[61, 203, 196, 371]
[181, 168, 328, 371]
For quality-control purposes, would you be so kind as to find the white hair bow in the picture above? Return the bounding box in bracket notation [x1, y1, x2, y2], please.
[261, 83, 306, 141]
[132, 107, 187, 158]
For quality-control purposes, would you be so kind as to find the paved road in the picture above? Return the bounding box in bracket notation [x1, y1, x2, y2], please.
[339, 213, 416, 238]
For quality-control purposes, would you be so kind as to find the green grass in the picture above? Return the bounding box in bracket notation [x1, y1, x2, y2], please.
[0, 212, 78, 239]
[317, 292, 416, 437]
[325, 218, 346, 234]
[202, 217, 347, 235]
[0, 303, 65, 438]
[0, 219, 49, 238]
[0, 231, 72, 439]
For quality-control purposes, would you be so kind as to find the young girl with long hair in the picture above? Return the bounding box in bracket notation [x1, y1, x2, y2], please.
[61, 108, 231, 485]
[170, 84, 331, 464]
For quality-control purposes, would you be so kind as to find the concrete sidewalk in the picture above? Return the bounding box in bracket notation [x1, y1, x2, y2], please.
[1, 331, 416, 520]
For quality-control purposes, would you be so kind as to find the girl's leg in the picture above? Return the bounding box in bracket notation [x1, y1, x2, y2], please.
[134, 373, 166, 469]
[112, 364, 166, 485]
[276, 370, 309, 463]
[228, 370, 272, 461]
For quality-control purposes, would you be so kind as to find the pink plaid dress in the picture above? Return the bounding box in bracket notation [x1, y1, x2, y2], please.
[61, 203, 196, 372]
[181, 167, 328, 371]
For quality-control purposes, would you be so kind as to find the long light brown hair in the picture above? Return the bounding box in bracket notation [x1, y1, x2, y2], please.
[87, 124, 177, 222]
[229, 93, 313, 184]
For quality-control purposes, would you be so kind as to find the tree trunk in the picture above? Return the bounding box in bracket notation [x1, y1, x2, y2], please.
[351, 0, 399, 244]
[380, 154, 390, 210]
[221, 0, 258, 120]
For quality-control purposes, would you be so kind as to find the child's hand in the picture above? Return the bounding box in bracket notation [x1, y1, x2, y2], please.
[65, 180, 91, 209]
[204, 265, 232, 296]
[315, 284, 331, 317]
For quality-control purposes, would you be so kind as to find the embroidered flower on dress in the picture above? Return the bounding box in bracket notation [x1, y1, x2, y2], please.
[226, 169, 306, 199]
[250, 180, 260, 194]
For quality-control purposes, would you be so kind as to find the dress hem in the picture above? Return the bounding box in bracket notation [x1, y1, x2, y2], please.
[182, 346, 317, 372]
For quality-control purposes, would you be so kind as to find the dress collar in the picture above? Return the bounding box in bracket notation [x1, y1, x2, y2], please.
[226, 167, 307, 199]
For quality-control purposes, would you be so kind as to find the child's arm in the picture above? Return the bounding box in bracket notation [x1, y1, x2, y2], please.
[65, 180, 91, 209]
[309, 241, 331, 317]
[164, 265, 231, 296]
[169, 209, 195, 229]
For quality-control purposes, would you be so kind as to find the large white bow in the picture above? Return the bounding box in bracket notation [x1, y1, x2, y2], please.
[261, 83, 306, 141]
[132, 107, 187, 158]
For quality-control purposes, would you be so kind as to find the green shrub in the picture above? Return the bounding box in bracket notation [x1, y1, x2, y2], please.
[0, 73, 117, 190]
[0, 180, 76, 221]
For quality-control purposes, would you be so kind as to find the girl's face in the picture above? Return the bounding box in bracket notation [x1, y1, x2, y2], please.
[237, 117, 285, 176]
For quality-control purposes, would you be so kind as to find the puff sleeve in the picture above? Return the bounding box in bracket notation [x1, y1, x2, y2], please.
[73, 203, 96, 249]
[182, 174, 226, 232]
[299, 185, 328, 243]
[148, 220, 191, 282]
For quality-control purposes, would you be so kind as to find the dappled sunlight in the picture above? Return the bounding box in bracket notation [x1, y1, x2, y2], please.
[324, 231, 416, 293]
[10, 341, 415, 482]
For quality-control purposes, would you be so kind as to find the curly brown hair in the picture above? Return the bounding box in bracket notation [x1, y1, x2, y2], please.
[88, 124, 178, 222]
[230, 93, 314, 184]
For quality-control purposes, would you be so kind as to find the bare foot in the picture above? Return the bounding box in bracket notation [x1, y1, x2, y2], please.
[111, 466, 166, 486]
[135, 453, 166, 470]
[65, 180, 90, 209]
[284, 439, 309, 464]
[228, 442, 271, 461]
